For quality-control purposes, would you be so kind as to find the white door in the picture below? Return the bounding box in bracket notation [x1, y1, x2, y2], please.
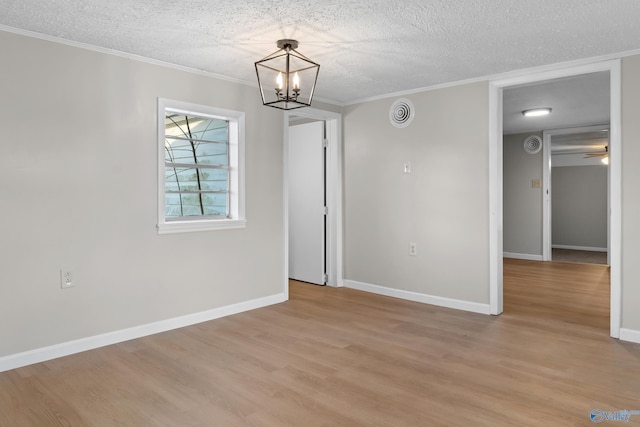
[288, 121, 325, 285]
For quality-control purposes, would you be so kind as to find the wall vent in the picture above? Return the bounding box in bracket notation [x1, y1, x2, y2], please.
[389, 98, 415, 128]
[523, 135, 542, 154]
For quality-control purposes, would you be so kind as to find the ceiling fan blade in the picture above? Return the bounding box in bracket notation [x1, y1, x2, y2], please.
[583, 146, 608, 158]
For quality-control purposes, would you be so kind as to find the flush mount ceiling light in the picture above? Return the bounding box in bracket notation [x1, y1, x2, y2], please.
[254, 39, 320, 110]
[522, 108, 552, 117]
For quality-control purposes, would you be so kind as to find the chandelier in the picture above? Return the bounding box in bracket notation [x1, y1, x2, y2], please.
[254, 39, 320, 110]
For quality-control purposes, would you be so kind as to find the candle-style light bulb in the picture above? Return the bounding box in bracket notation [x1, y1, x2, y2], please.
[293, 72, 300, 90]
[276, 72, 283, 90]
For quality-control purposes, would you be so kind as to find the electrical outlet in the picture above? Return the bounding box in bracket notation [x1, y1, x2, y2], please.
[409, 242, 417, 256]
[403, 162, 411, 174]
[60, 268, 74, 289]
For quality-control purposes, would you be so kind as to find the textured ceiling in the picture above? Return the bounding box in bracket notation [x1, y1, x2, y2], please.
[1, 0, 640, 106]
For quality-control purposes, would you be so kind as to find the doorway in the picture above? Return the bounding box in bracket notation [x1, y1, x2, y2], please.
[544, 125, 610, 266]
[489, 60, 621, 338]
[283, 108, 343, 293]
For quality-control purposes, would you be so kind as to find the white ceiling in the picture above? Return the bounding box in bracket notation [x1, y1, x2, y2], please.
[503, 71, 610, 135]
[0, 0, 637, 134]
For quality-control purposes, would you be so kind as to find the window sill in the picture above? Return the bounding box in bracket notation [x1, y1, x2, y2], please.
[157, 218, 247, 234]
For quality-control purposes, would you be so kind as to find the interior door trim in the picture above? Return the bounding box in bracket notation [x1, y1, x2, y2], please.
[489, 59, 621, 339]
[284, 108, 343, 293]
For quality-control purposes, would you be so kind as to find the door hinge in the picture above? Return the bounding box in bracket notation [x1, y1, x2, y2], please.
[323, 273, 328, 284]
[323, 206, 328, 215]
[323, 138, 328, 148]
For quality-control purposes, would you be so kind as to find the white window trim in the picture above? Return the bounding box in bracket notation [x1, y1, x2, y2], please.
[157, 98, 246, 234]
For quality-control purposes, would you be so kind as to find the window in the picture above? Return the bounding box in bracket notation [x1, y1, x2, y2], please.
[157, 99, 245, 233]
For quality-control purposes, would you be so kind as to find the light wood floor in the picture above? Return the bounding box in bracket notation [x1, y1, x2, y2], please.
[2, 259, 640, 426]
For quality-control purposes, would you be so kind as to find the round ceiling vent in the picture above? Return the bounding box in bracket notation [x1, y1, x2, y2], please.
[389, 98, 415, 128]
[523, 135, 542, 154]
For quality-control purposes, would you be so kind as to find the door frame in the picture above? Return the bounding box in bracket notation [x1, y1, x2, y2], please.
[542, 124, 611, 263]
[489, 60, 622, 338]
[284, 108, 343, 293]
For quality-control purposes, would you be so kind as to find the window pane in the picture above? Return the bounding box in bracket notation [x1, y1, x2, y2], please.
[165, 139, 228, 166]
[164, 114, 229, 166]
[165, 115, 228, 141]
[195, 141, 228, 166]
[165, 167, 228, 192]
[165, 192, 228, 218]
[164, 112, 230, 219]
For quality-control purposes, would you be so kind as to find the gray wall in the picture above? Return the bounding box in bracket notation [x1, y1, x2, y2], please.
[342, 54, 640, 334]
[551, 165, 608, 249]
[622, 55, 640, 332]
[0, 30, 285, 357]
[4, 29, 640, 358]
[503, 132, 543, 257]
[343, 83, 490, 303]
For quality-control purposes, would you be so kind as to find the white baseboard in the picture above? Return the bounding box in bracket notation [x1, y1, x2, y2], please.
[0, 293, 287, 373]
[343, 280, 491, 315]
[619, 328, 640, 344]
[503, 252, 543, 261]
[552, 245, 607, 252]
